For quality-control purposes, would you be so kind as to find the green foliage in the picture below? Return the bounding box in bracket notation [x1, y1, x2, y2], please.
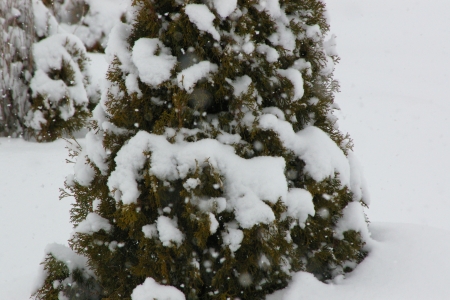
[33, 254, 101, 300]
[37, 0, 369, 299]
[28, 93, 90, 142]
[27, 36, 92, 142]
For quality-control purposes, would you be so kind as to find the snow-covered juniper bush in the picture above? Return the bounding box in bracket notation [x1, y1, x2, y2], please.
[0, 0, 98, 142]
[33, 0, 371, 299]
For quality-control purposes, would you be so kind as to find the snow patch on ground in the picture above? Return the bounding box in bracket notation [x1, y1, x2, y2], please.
[268, 223, 450, 299]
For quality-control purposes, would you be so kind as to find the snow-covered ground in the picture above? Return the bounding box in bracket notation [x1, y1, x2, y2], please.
[2, 0, 450, 298]
[328, 0, 450, 231]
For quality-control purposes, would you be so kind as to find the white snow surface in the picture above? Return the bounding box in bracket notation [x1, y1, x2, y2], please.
[228, 75, 253, 97]
[131, 277, 185, 300]
[268, 223, 450, 300]
[142, 224, 158, 239]
[255, 0, 282, 19]
[222, 223, 244, 252]
[257, 44, 280, 63]
[31, 33, 89, 108]
[177, 61, 218, 92]
[74, 212, 112, 235]
[32, 0, 60, 37]
[59, 0, 130, 50]
[0, 139, 74, 299]
[132, 38, 177, 87]
[212, 0, 237, 18]
[257, 115, 351, 188]
[3, 0, 450, 298]
[108, 131, 287, 228]
[105, 23, 134, 72]
[284, 189, 315, 228]
[185, 4, 220, 41]
[156, 216, 185, 247]
[276, 68, 304, 101]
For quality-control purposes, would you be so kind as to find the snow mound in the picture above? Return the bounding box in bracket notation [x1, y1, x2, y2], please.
[131, 277, 185, 300]
[108, 131, 288, 229]
[156, 216, 185, 247]
[285, 189, 315, 228]
[268, 223, 450, 300]
[257, 114, 350, 186]
[31, 33, 89, 108]
[185, 4, 220, 41]
[213, 0, 237, 18]
[74, 212, 112, 235]
[277, 68, 304, 101]
[177, 61, 218, 92]
[132, 38, 177, 87]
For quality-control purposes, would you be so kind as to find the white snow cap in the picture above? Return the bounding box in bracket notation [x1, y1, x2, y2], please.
[31, 33, 89, 107]
[131, 277, 185, 300]
[285, 188, 315, 228]
[74, 212, 112, 235]
[258, 114, 351, 186]
[256, 0, 282, 18]
[269, 21, 296, 54]
[213, 0, 237, 18]
[45, 243, 94, 276]
[209, 213, 220, 234]
[142, 224, 158, 239]
[222, 223, 244, 252]
[85, 131, 109, 175]
[132, 38, 177, 87]
[177, 61, 218, 92]
[105, 23, 134, 72]
[32, 0, 60, 37]
[157, 216, 185, 247]
[324, 34, 338, 56]
[25, 110, 46, 130]
[277, 68, 304, 101]
[108, 132, 288, 229]
[334, 202, 373, 248]
[185, 4, 220, 41]
[348, 151, 370, 204]
[229, 75, 253, 97]
[257, 44, 280, 62]
[58, 0, 130, 50]
[73, 149, 95, 186]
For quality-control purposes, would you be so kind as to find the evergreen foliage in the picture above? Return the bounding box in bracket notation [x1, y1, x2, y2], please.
[34, 0, 370, 299]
